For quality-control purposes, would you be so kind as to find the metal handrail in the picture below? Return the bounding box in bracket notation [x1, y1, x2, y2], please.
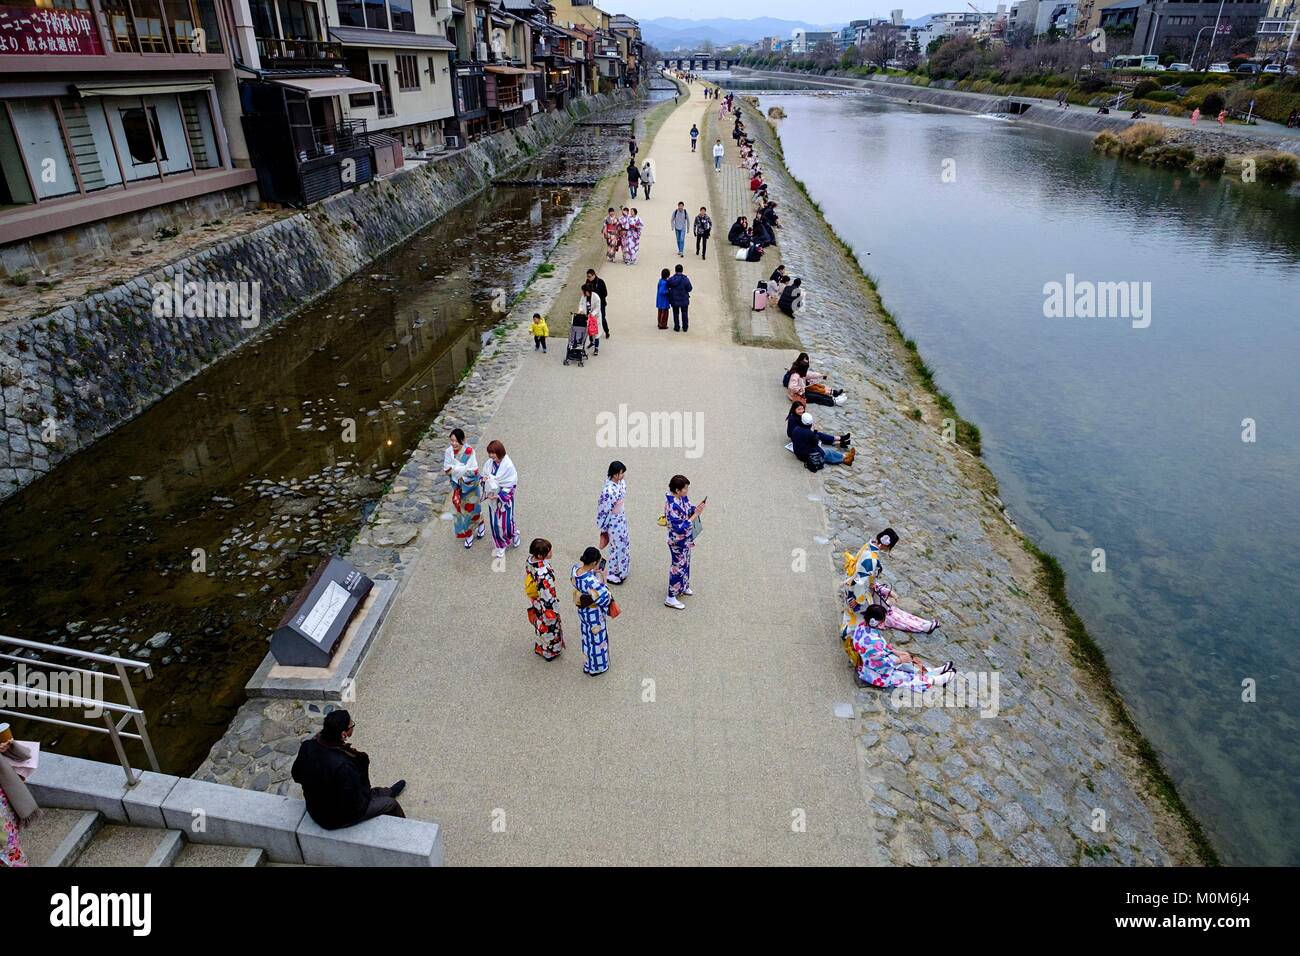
[0, 633, 160, 786]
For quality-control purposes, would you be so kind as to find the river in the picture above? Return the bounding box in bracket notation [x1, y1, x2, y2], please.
[0, 105, 647, 775]
[728, 80, 1300, 866]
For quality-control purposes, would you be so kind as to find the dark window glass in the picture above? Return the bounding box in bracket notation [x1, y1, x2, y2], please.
[345, 48, 375, 107]
[389, 0, 414, 32]
[336, 0, 365, 28]
[120, 106, 167, 165]
[365, 0, 387, 29]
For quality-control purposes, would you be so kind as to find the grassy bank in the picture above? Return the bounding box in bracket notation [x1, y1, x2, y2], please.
[1094, 123, 1299, 181]
[749, 97, 1217, 866]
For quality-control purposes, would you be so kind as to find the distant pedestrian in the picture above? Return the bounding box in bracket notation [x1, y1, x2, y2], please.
[663, 474, 706, 610]
[690, 123, 699, 151]
[640, 160, 654, 199]
[602, 207, 620, 262]
[580, 283, 602, 356]
[585, 268, 609, 339]
[483, 439, 520, 559]
[712, 138, 724, 172]
[572, 545, 614, 676]
[629, 135, 638, 159]
[622, 207, 643, 265]
[666, 263, 692, 332]
[1191, 107, 1201, 126]
[526, 538, 565, 661]
[655, 267, 670, 329]
[597, 460, 630, 584]
[693, 206, 712, 260]
[529, 312, 548, 352]
[1217, 109, 1227, 127]
[626, 160, 640, 199]
[671, 201, 689, 256]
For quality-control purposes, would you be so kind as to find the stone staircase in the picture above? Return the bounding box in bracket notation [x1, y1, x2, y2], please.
[23, 807, 270, 867]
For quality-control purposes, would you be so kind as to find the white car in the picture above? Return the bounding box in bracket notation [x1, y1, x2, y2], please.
[1167, 63, 1192, 72]
[1208, 62, 1230, 74]
[1263, 63, 1298, 75]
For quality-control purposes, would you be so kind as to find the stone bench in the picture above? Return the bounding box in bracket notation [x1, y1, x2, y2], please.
[297, 814, 444, 867]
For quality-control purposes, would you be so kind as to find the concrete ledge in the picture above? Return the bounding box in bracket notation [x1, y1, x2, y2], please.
[297, 814, 444, 867]
[246, 579, 397, 700]
[123, 769, 182, 827]
[45, 811, 103, 867]
[27, 751, 138, 822]
[161, 778, 306, 864]
[145, 830, 185, 867]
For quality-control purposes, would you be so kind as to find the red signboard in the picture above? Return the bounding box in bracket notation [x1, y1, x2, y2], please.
[0, 6, 104, 56]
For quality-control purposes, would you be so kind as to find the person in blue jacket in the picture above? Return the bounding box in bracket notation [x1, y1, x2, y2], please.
[666, 263, 693, 333]
[655, 267, 671, 330]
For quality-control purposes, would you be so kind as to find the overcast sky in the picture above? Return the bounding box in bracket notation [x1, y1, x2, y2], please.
[615, 3, 941, 26]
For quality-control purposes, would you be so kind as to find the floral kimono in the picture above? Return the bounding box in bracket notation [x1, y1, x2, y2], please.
[596, 477, 630, 582]
[484, 454, 520, 553]
[665, 493, 694, 598]
[603, 214, 621, 262]
[840, 540, 935, 656]
[1, 786, 27, 867]
[571, 563, 612, 675]
[851, 623, 937, 691]
[443, 443, 484, 541]
[621, 214, 643, 264]
[526, 555, 565, 660]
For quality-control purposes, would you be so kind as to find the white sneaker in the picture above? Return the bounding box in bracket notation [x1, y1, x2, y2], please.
[682, 587, 694, 596]
[493, 547, 506, 559]
[664, 596, 686, 609]
[834, 394, 847, 406]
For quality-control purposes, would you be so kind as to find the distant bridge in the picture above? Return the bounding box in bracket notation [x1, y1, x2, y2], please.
[660, 55, 739, 71]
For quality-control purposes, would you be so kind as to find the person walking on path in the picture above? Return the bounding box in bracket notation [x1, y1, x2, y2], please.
[693, 206, 712, 260]
[689, 123, 699, 152]
[572, 546, 614, 675]
[585, 268, 609, 338]
[529, 312, 548, 352]
[526, 538, 565, 661]
[1191, 107, 1201, 127]
[663, 474, 706, 609]
[580, 283, 603, 355]
[655, 267, 671, 329]
[622, 207, 643, 265]
[666, 263, 692, 332]
[483, 439, 521, 559]
[628, 135, 638, 159]
[640, 160, 654, 199]
[626, 160, 640, 200]
[670, 202, 689, 257]
[596, 460, 630, 584]
[443, 427, 485, 548]
[712, 138, 724, 172]
[1217, 109, 1227, 127]
[602, 207, 620, 262]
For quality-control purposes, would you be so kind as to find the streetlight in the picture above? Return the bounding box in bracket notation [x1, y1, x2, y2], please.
[1189, 25, 1214, 70]
[1202, 0, 1228, 69]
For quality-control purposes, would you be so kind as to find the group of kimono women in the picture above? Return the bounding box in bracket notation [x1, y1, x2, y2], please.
[442, 430, 519, 557]
[602, 206, 644, 265]
[840, 529, 955, 693]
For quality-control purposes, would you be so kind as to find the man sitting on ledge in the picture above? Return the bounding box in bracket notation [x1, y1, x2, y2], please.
[291, 710, 406, 829]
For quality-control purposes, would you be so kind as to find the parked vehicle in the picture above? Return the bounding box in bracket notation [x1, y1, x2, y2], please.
[1110, 54, 1161, 71]
[1263, 63, 1299, 76]
[1208, 62, 1231, 74]
[1167, 63, 1192, 72]
[1237, 63, 1260, 75]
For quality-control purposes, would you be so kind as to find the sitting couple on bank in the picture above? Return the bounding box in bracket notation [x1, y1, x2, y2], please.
[784, 352, 844, 407]
[787, 400, 854, 469]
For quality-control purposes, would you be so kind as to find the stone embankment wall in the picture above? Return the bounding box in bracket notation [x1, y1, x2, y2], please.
[0, 91, 633, 503]
[739, 99, 1198, 865]
[736, 68, 1300, 152]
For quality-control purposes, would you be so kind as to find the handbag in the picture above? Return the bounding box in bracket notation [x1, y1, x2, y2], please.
[690, 516, 703, 541]
[807, 382, 830, 396]
[805, 449, 826, 472]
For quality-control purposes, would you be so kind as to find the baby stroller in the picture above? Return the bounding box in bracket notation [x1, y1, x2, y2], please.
[563, 313, 588, 366]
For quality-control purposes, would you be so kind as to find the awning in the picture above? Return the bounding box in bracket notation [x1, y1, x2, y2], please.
[485, 65, 539, 75]
[271, 75, 381, 98]
[76, 80, 214, 98]
[329, 26, 456, 52]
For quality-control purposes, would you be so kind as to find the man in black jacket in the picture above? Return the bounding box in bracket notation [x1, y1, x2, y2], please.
[291, 710, 406, 830]
[586, 269, 610, 339]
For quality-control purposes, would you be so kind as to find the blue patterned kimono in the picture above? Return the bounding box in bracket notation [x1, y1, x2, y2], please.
[571, 563, 612, 675]
[665, 493, 694, 597]
[597, 478, 630, 581]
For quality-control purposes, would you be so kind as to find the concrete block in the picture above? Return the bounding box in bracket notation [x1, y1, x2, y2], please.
[161, 777, 306, 864]
[297, 814, 444, 867]
[26, 751, 135, 822]
[123, 769, 181, 827]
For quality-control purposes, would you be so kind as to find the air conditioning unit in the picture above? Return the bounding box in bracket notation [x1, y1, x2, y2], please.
[444, 134, 462, 149]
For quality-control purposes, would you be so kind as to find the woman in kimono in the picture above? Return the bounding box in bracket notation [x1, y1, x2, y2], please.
[483, 439, 520, 559]
[572, 546, 613, 675]
[0, 738, 33, 867]
[526, 538, 565, 661]
[602, 207, 621, 262]
[851, 604, 954, 691]
[597, 460, 630, 584]
[843, 528, 941, 638]
[443, 427, 485, 548]
[664, 474, 706, 609]
[621, 207, 643, 265]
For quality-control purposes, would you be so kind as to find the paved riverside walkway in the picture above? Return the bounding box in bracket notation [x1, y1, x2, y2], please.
[347, 83, 875, 865]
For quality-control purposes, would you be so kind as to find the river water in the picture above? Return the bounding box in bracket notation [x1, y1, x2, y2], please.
[0, 110, 641, 775]
[731, 83, 1300, 865]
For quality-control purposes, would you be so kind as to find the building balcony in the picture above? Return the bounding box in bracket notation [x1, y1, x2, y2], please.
[1257, 17, 1299, 34]
[256, 37, 346, 72]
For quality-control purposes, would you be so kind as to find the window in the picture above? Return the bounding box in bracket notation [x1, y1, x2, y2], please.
[427, 56, 437, 85]
[120, 106, 167, 166]
[335, 0, 365, 27]
[6, 100, 78, 200]
[396, 53, 420, 90]
[389, 0, 414, 32]
[365, 0, 387, 28]
[345, 49, 375, 107]
[372, 62, 395, 117]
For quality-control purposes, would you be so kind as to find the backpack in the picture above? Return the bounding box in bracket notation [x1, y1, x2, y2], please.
[805, 449, 825, 472]
[746, 244, 764, 262]
[586, 313, 599, 337]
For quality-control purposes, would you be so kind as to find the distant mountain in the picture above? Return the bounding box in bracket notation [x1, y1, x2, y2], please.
[640, 17, 842, 51]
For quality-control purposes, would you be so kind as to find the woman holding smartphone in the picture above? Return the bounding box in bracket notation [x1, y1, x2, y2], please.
[664, 474, 706, 610]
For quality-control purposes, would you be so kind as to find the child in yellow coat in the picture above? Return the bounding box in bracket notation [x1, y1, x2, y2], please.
[529, 313, 549, 352]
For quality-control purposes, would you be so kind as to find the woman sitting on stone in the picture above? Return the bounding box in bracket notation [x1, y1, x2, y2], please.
[728, 216, 752, 247]
[784, 351, 845, 407]
[777, 277, 805, 318]
[851, 604, 954, 691]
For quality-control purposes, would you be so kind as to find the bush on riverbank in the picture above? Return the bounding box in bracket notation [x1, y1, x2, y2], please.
[1093, 122, 1169, 159]
[1250, 151, 1300, 182]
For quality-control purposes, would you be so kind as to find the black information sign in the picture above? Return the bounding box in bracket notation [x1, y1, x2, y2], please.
[270, 556, 374, 667]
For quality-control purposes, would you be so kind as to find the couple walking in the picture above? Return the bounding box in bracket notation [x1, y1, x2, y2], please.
[655, 264, 693, 332]
[670, 202, 712, 259]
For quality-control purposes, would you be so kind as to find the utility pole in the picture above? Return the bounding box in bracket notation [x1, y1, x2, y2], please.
[1204, 0, 1228, 67]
